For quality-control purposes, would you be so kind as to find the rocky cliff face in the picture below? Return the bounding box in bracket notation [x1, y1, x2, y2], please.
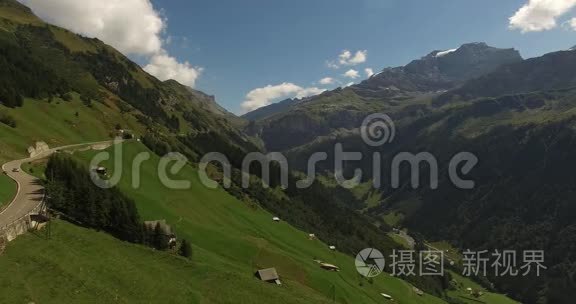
[352, 42, 522, 97]
[437, 48, 576, 104]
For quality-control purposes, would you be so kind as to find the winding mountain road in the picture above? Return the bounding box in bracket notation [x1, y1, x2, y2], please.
[0, 140, 118, 228]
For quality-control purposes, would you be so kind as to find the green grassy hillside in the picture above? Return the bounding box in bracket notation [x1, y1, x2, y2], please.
[447, 271, 517, 304]
[0, 96, 143, 163]
[72, 142, 449, 304]
[0, 220, 333, 304]
[0, 0, 251, 165]
[0, 95, 127, 209]
[0, 142, 451, 303]
[0, 172, 16, 208]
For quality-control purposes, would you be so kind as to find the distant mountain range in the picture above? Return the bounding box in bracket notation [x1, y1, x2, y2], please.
[242, 42, 525, 152]
[243, 42, 576, 304]
[243, 42, 522, 122]
[242, 97, 299, 121]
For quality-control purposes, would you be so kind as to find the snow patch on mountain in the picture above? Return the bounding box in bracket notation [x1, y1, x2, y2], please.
[435, 48, 458, 57]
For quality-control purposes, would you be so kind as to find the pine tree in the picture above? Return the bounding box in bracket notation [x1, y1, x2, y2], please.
[153, 223, 167, 250]
[179, 239, 192, 258]
[45, 154, 146, 246]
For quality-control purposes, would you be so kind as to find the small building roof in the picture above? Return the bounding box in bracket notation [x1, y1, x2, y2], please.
[320, 263, 340, 271]
[320, 263, 338, 268]
[30, 214, 49, 223]
[413, 286, 424, 296]
[257, 268, 279, 282]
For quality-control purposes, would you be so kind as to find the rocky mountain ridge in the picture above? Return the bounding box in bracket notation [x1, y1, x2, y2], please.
[352, 42, 522, 97]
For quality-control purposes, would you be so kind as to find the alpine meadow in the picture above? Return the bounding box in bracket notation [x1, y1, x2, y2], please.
[0, 0, 575, 303]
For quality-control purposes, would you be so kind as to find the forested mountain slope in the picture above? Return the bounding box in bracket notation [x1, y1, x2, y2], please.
[244, 42, 576, 303]
[0, 0, 250, 163]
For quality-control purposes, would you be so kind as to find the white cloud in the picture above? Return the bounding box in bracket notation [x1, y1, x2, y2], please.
[319, 77, 335, 85]
[241, 83, 324, 112]
[340, 50, 367, 65]
[144, 53, 203, 88]
[338, 50, 352, 64]
[20, 0, 164, 55]
[570, 17, 576, 29]
[343, 69, 360, 79]
[509, 0, 576, 32]
[326, 61, 340, 69]
[327, 49, 368, 68]
[20, 0, 203, 87]
[365, 68, 375, 78]
[297, 87, 325, 98]
[344, 82, 355, 87]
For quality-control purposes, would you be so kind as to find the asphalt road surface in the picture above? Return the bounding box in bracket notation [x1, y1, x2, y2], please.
[0, 140, 118, 227]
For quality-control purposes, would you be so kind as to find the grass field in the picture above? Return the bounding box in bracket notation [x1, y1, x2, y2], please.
[447, 271, 518, 304]
[0, 220, 340, 304]
[0, 97, 143, 163]
[387, 232, 411, 249]
[0, 172, 16, 208]
[75, 142, 451, 303]
[21, 159, 47, 180]
[1, 142, 450, 304]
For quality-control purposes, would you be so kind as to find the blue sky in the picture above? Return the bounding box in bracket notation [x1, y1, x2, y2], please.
[151, 0, 575, 113]
[21, 0, 576, 114]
